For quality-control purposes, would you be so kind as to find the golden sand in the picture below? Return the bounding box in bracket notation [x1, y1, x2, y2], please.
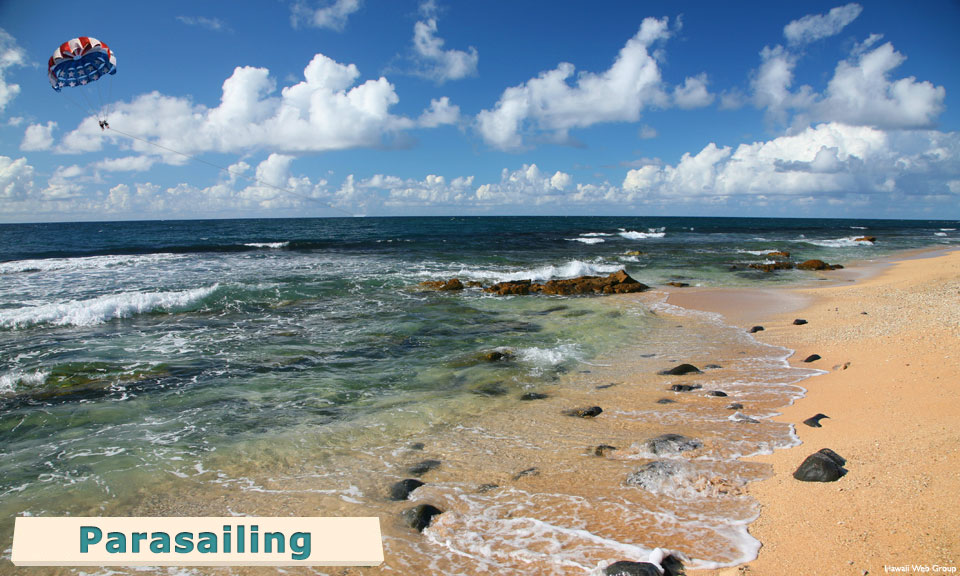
[671, 249, 960, 575]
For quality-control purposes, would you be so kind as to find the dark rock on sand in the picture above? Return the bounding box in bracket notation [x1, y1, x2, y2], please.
[594, 444, 618, 457]
[603, 560, 662, 576]
[563, 406, 603, 418]
[645, 433, 703, 455]
[658, 363, 702, 376]
[727, 402, 744, 410]
[408, 442, 425, 450]
[419, 278, 465, 291]
[408, 459, 441, 476]
[709, 390, 728, 397]
[519, 392, 548, 401]
[749, 326, 765, 333]
[704, 364, 723, 370]
[484, 270, 650, 296]
[595, 383, 618, 389]
[604, 555, 685, 576]
[793, 318, 808, 325]
[656, 398, 676, 404]
[389, 479, 425, 501]
[803, 354, 822, 363]
[670, 384, 702, 392]
[403, 504, 443, 532]
[626, 460, 685, 490]
[797, 259, 844, 271]
[665, 282, 690, 288]
[803, 413, 830, 428]
[513, 467, 540, 480]
[793, 449, 848, 482]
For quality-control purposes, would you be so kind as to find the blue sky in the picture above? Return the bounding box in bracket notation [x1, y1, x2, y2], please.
[1, 0, 958, 222]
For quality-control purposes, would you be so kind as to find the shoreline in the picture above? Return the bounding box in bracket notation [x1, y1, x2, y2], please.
[667, 247, 960, 575]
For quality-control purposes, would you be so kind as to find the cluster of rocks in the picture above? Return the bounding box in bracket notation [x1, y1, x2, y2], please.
[748, 258, 845, 273]
[419, 270, 650, 296]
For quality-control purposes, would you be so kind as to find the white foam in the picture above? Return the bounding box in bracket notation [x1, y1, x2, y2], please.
[566, 238, 605, 244]
[460, 260, 622, 283]
[800, 236, 874, 247]
[0, 369, 48, 393]
[934, 232, 947, 237]
[0, 253, 183, 275]
[941, 228, 956, 231]
[0, 285, 219, 329]
[619, 227, 666, 240]
[243, 242, 289, 249]
[579, 232, 613, 237]
[736, 249, 784, 256]
[516, 343, 582, 367]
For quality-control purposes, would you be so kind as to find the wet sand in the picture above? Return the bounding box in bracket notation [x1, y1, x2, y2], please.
[671, 248, 960, 575]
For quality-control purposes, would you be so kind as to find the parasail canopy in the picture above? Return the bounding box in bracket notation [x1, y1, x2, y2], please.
[48, 36, 116, 92]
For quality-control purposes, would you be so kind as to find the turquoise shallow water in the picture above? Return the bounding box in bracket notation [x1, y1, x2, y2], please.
[0, 216, 956, 574]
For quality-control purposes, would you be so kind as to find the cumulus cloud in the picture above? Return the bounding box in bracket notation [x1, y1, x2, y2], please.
[474, 164, 575, 204]
[784, 3, 863, 46]
[21, 122, 57, 151]
[621, 122, 960, 208]
[673, 73, 715, 109]
[476, 17, 671, 150]
[291, 0, 361, 30]
[813, 41, 945, 129]
[0, 156, 35, 200]
[0, 29, 27, 113]
[751, 45, 815, 124]
[412, 1, 478, 83]
[418, 97, 461, 127]
[59, 52, 450, 159]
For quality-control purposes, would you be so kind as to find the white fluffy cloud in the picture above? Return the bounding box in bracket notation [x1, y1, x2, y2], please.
[476, 17, 672, 150]
[21, 122, 57, 151]
[474, 164, 574, 204]
[622, 122, 960, 207]
[813, 41, 945, 129]
[59, 52, 451, 160]
[412, 1, 478, 83]
[0, 156, 35, 200]
[784, 3, 862, 46]
[673, 74, 715, 109]
[0, 29, 27, 113]
[291, 0, 361, 30]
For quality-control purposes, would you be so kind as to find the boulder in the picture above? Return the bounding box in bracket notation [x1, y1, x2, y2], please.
[563, 406, 603, 418]
[726, 402, 744, 410]
[665, 282, 690, 288]
[854, 236, 877, 243]
[485, 279, 534, 296]
[644, 433, 703, 455]
[656, 398, 676, 404]
[748, 326, 765, 333]
[793, 318, 808, 325]
[389, 479, 425, 501]
[626, 460, 685, 490]
[519, 392, 548, 401]
[670, 384, 702, 392]
[709, 390, 728, 397]
[767, 250, 791, 258]
[793, 449, 847, 482]
[403, 504, 443, 532]
[604, 555, 685, 576]
[419, 278, 465, 291]
[803, 354, 822, 363]
[658, 363, 702, 376]
[482, 350, 513, 362]
[797, 259, 844, 271]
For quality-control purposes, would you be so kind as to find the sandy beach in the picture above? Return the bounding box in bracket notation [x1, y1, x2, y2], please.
[671, 249, 960, 576]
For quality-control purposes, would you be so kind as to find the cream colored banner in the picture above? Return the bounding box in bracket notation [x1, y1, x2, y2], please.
[12, 516, 383, 566]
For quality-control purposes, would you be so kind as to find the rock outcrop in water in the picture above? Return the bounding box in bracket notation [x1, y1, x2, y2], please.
[749, 261, 794, 272]
[659, 363, 702, 376]
[644, 433, 703, 455]
[389, 478, 425, 501]
[403, 504, 443, 532]
[419, 278, 465, 291]
[797, 259, 844, 271]
[484, 270, 650, 296]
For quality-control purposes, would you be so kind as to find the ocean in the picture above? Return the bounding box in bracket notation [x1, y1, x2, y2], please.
[0, 216, 956, 575]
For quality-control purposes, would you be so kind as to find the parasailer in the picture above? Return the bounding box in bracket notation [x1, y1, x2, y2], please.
[48, 36, 116, 126]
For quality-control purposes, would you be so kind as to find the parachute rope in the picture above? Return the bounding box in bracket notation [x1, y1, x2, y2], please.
[104, 126, 355, 217]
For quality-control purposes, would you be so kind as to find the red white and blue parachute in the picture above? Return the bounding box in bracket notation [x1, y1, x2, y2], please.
[48, 37, 116, 91]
